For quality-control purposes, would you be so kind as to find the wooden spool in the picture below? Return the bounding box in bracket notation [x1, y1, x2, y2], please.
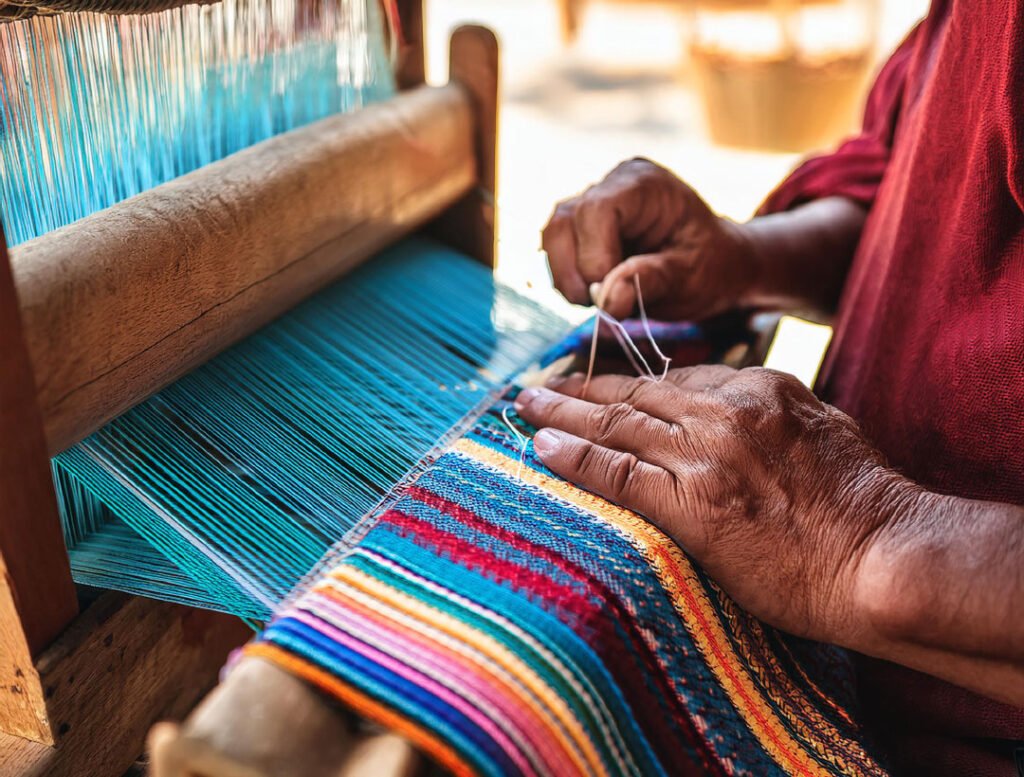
[0, 1, 499, 771]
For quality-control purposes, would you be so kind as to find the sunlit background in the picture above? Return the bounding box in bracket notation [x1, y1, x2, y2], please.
[421, 0, 929, 383]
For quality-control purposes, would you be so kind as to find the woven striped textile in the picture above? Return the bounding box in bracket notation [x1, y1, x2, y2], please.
[246, 391, 889, 777]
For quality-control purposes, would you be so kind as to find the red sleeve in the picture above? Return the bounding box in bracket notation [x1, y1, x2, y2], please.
[757, 24, 923, 215]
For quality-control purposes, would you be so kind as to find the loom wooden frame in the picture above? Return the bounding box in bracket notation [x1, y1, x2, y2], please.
[0, 0, 497, 772]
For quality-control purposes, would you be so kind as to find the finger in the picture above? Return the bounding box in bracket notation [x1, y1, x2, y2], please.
[532, 428, 677, 516]
[514, 387, 669, 454]
[599, 253, 677, 319]
[572, 192, 623, 285]
[544, 372, 689, 424]
[542, 202, 589, 304]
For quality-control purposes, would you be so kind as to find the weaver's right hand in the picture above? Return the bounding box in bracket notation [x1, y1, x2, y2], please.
[542, 158, 757, 321]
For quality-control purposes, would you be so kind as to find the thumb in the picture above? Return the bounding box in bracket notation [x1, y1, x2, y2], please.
[598, 253, 678, 320]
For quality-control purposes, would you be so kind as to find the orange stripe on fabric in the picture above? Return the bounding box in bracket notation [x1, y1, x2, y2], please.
[457, 438, 827, 777]
[323, 564, 607, 777]
[244, 643, 475, 777]
[314, 580, 587, 774]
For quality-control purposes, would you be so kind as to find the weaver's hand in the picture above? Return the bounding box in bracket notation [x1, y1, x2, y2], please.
[514, 366, 916, 648]
[541, 158, 756, 321]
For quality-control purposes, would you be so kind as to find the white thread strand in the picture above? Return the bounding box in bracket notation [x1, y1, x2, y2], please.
[583, 276, 672, 400]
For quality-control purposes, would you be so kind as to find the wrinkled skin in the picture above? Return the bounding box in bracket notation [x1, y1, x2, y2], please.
[532, 158, 1024, 710]
[515, 367, 918, 648]
[540, 158, 757, 321]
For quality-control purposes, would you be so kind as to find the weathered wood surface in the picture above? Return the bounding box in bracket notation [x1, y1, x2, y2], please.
[429, 26, 499, 267]
[0, 231, 79, 743]
[12, 83, 476, 455]
[149, 658, 418, 777]
[0, 594, 248, 777]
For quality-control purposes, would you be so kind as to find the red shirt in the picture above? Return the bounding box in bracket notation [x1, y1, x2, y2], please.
[761, 1, 1024, 773]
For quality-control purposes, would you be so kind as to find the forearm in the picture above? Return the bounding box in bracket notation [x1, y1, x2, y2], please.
[736, 196, 868, 312]
[848, 484, 1024, 704]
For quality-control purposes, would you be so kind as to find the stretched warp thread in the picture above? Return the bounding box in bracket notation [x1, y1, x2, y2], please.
[0, 0, 394, 245]
[52, 239, 572, 620]
[246, 393, 890, 776]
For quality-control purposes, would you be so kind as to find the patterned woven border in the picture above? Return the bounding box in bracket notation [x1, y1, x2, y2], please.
[245, 394, 888, 776]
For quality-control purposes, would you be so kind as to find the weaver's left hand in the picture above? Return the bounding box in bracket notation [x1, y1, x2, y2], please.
[514, 366, 916, 648]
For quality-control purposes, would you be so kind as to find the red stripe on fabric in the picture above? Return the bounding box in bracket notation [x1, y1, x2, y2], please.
[389, 486, 721, 777]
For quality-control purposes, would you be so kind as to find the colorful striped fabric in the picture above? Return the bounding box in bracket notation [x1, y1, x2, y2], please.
[246, 392, 889, 777]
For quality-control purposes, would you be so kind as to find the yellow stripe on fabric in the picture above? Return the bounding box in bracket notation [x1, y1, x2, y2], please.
[314, 574, 593, 776]
[245, 643, 476, 777]
[332, 549, 639, 776]
[713, 594, 883, 776]
[456, 438, 832, 777]
[324, 564, 608, 777]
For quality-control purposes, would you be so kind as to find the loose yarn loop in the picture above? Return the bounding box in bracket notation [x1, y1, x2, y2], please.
[582, 275, 672, 399]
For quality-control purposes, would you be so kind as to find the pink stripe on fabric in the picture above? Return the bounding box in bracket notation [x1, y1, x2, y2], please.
[290, 603, 541, 777]
[301, 590, 574, 772]
[298, 593, 566, 771]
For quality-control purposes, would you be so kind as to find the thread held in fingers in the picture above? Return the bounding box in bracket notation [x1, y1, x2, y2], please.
[582, 274, 672, 399]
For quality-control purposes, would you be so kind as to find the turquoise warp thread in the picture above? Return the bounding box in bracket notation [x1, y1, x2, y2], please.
[53, 238, 572, 620]
[0, 0, 394, 246]
[1, 2, 571, 621]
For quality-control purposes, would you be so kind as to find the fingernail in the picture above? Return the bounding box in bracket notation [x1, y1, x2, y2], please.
[545, 375, 567, 389]
[514, 387, 540, 411]
[533, 429, 561, 457]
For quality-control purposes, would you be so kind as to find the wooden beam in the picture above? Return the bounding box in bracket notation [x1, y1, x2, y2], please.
[0, 594, 249, 777]
[394, 0, 425, 90]
[557, 0, 583, 45]
[12, 84, 475, 455]
[0, 226, 79, 743]
[430, 26, 500, 267]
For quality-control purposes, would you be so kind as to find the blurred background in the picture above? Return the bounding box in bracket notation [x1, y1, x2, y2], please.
[420, 0, 929, 382]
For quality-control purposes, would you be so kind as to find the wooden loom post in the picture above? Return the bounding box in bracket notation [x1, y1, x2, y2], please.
[431, 25, 499, 267]
[0, 594, 249, 776]
[0, 206, 249, 777]
[394, 0, 425, 90]
[0, 227, 78, 744]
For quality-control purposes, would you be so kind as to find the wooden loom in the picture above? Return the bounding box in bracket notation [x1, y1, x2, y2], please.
[0, 0, 499, 772]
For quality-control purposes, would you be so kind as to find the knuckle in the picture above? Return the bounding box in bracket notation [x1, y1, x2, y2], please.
[542, 202, 574, 239]
[727, 386, 780, 429]
[740, 367, 801, 396]
[575, 442, 604, 480]
[667, 365, 700, 381]
[726, 397, 768, 431]
[618, 378, 653, 406]
[578, 189, 616, 216]
[553, 198, 577, 218]
[593, 402, 634, 444]
[692, 364, 736, 389]
[608, 453, 641, 501]
[617, 156, 657, 177]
